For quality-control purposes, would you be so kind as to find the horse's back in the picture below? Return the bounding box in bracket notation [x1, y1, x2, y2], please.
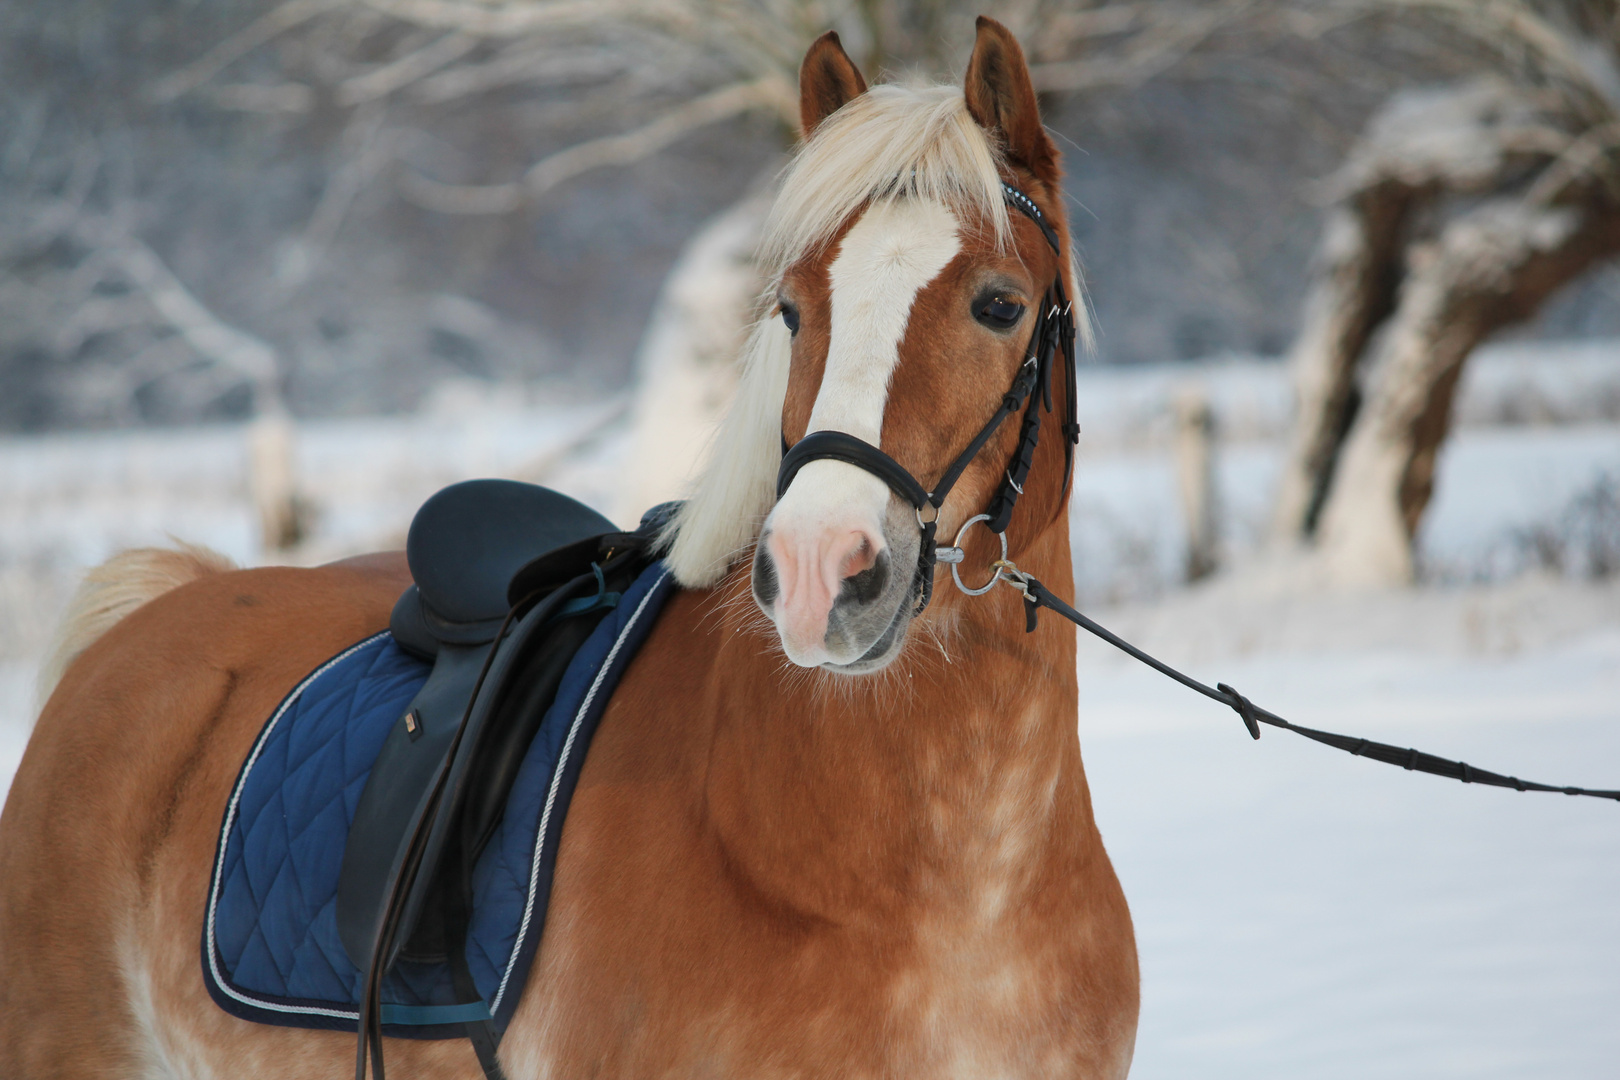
[0, 553, 414, 1079]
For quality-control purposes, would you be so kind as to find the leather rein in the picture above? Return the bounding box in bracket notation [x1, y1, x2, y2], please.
[773, 182, 1620, 805]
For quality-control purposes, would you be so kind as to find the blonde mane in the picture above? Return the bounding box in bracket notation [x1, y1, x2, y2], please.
[662, 83, 1025, 588]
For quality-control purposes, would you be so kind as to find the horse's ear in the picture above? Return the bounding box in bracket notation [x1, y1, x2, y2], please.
[799, 31, 867, 139]
[963, 16, 1058, 183]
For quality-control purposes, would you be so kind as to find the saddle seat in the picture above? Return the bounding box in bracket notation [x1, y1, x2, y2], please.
[389, 479, 617, 655]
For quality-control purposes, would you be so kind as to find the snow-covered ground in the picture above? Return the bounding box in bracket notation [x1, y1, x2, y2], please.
[1072, 571, 1620, 1077]
[1068, 338, 1620, 601]
[1, 343, 1617, 1075]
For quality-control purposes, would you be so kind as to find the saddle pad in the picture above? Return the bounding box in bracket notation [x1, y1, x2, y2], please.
[203, 562, 674, 1037]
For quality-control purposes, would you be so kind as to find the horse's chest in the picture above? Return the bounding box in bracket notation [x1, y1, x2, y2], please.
[878, 916, 1077, 1076]
[513, 912, 1091, 1080]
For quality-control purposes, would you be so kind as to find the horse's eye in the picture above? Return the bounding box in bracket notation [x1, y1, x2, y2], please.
[779, 300, 800, 335]
[976, 296, 1024, 330]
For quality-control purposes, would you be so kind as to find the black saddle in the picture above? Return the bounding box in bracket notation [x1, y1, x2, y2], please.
[334, 479, 673, 1080]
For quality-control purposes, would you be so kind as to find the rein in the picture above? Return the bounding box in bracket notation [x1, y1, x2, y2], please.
[777, 181, 1620, 805]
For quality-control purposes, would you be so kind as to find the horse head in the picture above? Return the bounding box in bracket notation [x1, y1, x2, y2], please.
[736, 19, 1078, 672]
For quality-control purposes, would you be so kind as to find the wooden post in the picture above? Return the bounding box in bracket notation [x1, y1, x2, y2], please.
[1174, 386, 1220, 583]
[249, 411, 306, 552]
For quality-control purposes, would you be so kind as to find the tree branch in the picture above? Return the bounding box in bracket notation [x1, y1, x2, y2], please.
[73, 222, 284, 411]
[148, 0, 339, 103]
[1355, 0, 1620, 123]
[408, 46, 629, 104]
[1526, 120, 1620, 204]
[205, 82, 318, 114]
[357, 0, 650, 38]
[278, 107, 394, 290]
[1030, 0, 1256, 92]
[396, 77, 790, 214]
[337, 30, 480, 104]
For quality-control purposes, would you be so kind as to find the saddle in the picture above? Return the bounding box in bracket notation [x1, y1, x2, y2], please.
[331, 479, 673, 1080]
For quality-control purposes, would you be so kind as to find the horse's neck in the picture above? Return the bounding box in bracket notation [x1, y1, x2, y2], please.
[701, 520, 1087, 923]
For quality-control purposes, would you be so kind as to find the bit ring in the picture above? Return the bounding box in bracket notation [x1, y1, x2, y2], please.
[949, 514, 1009, 596]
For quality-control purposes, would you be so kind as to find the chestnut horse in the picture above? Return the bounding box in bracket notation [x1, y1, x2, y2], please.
[0, 20, 1138, 1079]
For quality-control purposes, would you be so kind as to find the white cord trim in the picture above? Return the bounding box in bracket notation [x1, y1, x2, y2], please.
[492, 570, 671, 1012]
[204, 631, 391, 1022]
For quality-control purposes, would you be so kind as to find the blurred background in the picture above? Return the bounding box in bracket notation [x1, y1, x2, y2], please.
[1, 1, 1617, 1075]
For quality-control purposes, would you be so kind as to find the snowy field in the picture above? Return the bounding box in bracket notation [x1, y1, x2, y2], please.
[1077, 575, 1620, 1078]
[1, 341, 1617, 1075]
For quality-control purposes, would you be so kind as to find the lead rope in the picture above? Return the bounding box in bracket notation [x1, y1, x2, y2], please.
[958, 543, 1620, 802]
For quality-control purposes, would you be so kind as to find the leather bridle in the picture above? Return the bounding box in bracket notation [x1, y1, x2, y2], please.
[775, 181, 1079, 615]
[774, 183, 1620, 804]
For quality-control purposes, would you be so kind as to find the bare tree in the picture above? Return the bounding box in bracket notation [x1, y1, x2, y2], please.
[143, 0, 1266, 510]
[146, 0, 1261, 225]
[1274, 0, 1620, 585]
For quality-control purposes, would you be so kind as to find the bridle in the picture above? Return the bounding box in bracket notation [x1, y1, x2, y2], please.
[770, 180, 1620, 805]
[776, 180, 1079, 615]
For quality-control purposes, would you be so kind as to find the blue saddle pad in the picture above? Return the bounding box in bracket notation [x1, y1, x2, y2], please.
[203, 562, 673, 1037]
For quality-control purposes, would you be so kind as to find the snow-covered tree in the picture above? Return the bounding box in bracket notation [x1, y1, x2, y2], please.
[1274, 0, 1620, 585]
[142, 0, 1261, 510]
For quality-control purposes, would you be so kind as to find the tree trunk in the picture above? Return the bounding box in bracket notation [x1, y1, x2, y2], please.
[616, 189, 773, 523]
[1269, 79, 1575, 560]
[248, 410, 307, 552]
[1269, 185, 1413, 542]
[1318, 199, 1620, 586]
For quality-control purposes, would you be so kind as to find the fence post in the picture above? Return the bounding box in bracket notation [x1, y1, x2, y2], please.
[1174, 386, 1220, 582]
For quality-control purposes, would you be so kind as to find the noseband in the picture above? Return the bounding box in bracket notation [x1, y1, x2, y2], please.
[775, 181, 1079, 615]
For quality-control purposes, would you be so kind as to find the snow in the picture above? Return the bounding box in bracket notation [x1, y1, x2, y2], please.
[1069, 570, 1620, 1077]
[1, 343, 1618, 1074]
[1093, 706, 1620, 1077]
[1068, 340, 1620, 602]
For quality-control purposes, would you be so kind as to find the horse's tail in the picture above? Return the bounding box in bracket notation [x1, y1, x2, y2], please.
[37, 542, 238, 704]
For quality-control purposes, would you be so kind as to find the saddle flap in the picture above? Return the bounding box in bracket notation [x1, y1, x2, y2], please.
[334, 641, 491, 970]
[408, 479, 616, 629]
[337, 560, 633, 978]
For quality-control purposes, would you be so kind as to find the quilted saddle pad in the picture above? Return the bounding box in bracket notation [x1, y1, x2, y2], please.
[203, 562, 673, 1037]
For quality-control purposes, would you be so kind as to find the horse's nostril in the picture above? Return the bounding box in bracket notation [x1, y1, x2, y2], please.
[752, 544, 779, 608]
[839, 549, 889, 606]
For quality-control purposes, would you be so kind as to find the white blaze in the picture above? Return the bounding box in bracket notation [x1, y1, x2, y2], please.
[765, 198, 961, 666]
[810, 197, 964, 441]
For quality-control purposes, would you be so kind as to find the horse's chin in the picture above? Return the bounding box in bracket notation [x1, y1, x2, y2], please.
[820, 595, 912, 675]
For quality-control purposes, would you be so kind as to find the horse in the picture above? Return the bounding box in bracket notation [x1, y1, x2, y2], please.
[0, 19, 1138, 1079]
